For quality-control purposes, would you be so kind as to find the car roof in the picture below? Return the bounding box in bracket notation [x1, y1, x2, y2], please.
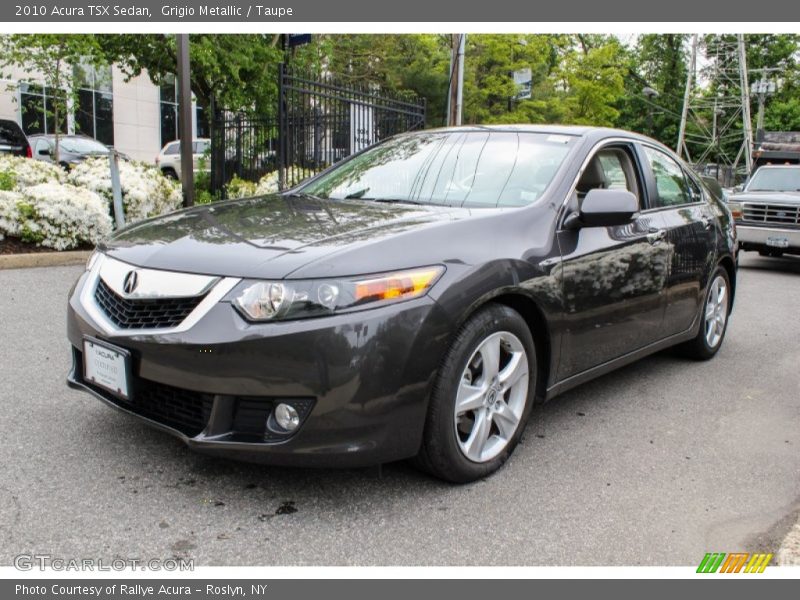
[28, 134, 100, 140]
[402, 124, 657, 145]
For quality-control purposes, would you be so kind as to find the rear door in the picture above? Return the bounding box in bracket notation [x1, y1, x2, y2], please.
[639, 144, 716, 336]
[556, 143, 670, 379]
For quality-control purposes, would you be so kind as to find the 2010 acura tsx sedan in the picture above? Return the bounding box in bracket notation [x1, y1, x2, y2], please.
[67, 125, 737, 482]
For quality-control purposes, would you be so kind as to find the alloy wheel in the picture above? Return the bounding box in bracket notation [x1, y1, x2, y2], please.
[454, 331, 529, 463]
[704, 275, 728, 349]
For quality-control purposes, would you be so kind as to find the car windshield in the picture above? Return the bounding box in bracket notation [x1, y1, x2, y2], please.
[298, 130, 575, 208]
[746, 167, 800, 192]
[58, 137, 108, 154]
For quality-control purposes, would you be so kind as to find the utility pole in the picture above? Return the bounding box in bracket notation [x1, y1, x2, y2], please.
[750, 68, 779, 140]
[446, 34, 465, 126]
[676, 34, 697, 159]
[176, 34, 195, 207]
[737, 34, 753, 174]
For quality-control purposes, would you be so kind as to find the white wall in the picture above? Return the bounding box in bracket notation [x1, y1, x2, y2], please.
[0, 64, 163, 164]
[111, 67, 161, 163]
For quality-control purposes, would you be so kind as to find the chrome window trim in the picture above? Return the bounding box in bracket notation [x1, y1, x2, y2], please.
[557, 137, 710, 227]
[80, 254, 241, 337]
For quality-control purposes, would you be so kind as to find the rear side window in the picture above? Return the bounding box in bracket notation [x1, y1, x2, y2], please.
[193, 140, 209, 154]
[644, 146, 692, 208]
[0, 121, 26, 146]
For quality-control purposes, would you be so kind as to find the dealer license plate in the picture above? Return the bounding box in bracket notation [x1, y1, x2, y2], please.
[83, 337, 131, 400]
[766, 237, 790, 249]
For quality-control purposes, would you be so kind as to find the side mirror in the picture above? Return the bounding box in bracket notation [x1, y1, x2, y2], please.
[565, 188, 638, 229]
[37, 148, 51, 156]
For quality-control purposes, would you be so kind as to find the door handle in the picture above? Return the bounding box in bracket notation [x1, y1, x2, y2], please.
[647, 228, 667, 244]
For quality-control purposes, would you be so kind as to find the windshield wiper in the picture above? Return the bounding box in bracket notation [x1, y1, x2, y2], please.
[366, 198, 426, 206]
[344, 188, 370, 199]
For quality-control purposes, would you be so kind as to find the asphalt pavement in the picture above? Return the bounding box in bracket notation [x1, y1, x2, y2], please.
[0, 253, 798, 566]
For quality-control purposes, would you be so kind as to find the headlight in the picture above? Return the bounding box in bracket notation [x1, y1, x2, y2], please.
[232, 266, 445, 322]
[727, 201, 743, 220]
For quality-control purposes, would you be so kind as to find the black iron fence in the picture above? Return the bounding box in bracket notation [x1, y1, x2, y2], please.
[210, 64, 426, 198]
[209, 111, 279, 196]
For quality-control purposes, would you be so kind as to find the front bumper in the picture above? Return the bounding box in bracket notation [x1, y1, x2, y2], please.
[67, 269, 454, 468]
[736, 224, 800, 252]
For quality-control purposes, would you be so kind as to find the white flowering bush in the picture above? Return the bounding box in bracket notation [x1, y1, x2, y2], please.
[0, 154, 65, 189]
[68, 157, 182, 222]
[0, 191, 24, 242]
[0, 184, 112, 250]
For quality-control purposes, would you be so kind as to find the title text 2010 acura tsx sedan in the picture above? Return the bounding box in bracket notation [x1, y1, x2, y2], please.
[67, 125, 737, 482]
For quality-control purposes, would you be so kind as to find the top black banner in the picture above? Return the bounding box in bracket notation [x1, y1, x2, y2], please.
[4, 0, 800, 22]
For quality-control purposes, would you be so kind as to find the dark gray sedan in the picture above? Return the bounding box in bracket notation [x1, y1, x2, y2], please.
[67, 125, 737, 482]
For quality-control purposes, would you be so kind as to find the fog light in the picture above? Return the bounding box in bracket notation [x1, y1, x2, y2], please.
[274, 403, 300, 431]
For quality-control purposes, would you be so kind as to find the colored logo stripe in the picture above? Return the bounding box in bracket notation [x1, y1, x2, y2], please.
[744, 553, 773, 573]
[697, 553, 726, 573]
[697, 552, 773, 573]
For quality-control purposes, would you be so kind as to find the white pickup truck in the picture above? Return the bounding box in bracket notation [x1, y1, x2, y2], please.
[728, 165, 800, 257]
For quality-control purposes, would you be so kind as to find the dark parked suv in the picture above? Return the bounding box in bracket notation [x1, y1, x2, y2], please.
[67, 126, 737, 482]
[0, 119, 31, 158]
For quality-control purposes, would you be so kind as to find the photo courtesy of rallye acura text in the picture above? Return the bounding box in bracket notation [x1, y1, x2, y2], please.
[67, 125, 737, 483]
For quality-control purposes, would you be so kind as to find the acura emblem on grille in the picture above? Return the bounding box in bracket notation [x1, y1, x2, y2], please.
[123, 270, 139, 294]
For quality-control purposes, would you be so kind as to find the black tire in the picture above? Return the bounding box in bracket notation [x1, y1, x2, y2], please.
[162, 168, 178, 180]
[677, 266, 731, 360]
[758, 249, 783, 258]
[414, 303, 537, 483]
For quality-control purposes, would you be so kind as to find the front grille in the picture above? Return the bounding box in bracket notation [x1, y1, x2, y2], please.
[94, 279, 205, 329]
[742, 203, 800, 226]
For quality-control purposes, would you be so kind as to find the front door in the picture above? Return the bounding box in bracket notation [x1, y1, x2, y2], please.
[556, 145, 670, 379]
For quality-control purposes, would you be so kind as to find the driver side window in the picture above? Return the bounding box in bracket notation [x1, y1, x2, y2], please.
[574, 146, 642, 209]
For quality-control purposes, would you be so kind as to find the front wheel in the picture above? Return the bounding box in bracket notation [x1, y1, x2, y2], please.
[414, 304, 536, 483]
[678, 266, 731, 360]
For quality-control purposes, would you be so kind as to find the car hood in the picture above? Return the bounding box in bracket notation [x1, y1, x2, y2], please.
[733, 191, 800, 204]
[102, 194, 498, 279]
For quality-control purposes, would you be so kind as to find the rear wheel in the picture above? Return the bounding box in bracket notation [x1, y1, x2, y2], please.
[678, 266, 731, 360]
[162, 168, 178, 180]
[414, 304, 536, 483]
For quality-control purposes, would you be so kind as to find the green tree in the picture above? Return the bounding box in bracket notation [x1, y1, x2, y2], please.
[0, 34, 102, 162]
[461, 34, 567, 125]
[96, 34, 283, 116]
[744, 34, 800, 132]
[618, 34, 688, 146]
[292, 34, 451, 127]
[556, 36, 627, 127]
